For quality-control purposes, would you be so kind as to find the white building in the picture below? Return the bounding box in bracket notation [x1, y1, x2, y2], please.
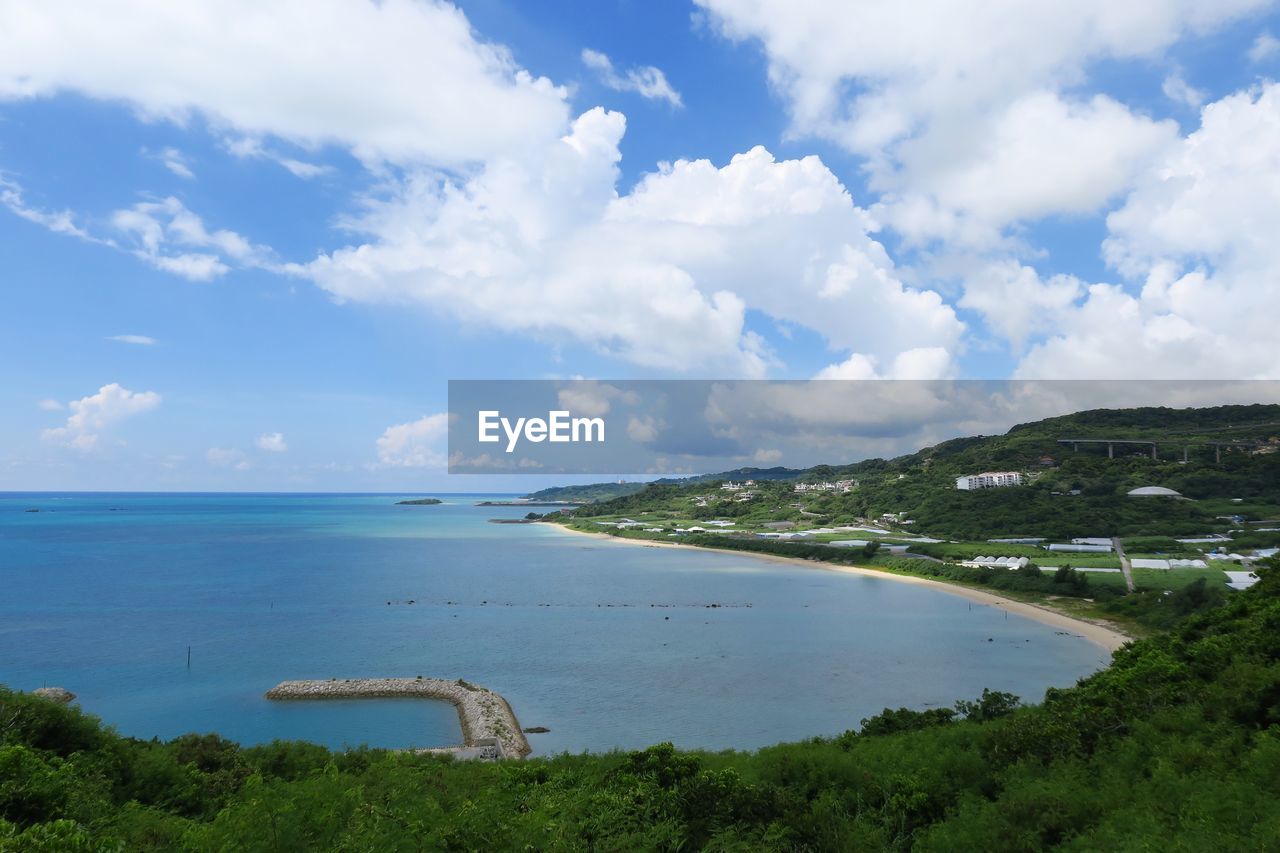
[955, 471, 1022, 490]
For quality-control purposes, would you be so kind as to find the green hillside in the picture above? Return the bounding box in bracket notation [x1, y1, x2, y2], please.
[524, 468, 803, 504]
[571, 404, 1280, 539]
[522, 481, 649, 503]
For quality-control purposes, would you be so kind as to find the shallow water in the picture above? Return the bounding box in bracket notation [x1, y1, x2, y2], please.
[0, 493, 1110, 755]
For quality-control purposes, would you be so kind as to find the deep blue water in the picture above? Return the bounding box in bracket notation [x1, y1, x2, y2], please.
[0, 493, 1111, 755]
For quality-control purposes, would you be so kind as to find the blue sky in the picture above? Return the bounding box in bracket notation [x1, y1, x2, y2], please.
[2, 0, 1279, 490]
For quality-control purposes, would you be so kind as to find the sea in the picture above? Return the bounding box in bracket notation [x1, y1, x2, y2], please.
[0, 493, 1111, 756]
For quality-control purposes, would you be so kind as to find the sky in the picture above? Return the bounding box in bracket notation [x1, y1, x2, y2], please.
[1, 0, 1279, 490]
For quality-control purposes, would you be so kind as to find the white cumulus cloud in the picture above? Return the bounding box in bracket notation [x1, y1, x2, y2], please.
[815, 347, 954, 380]
[0, 0, 568, 168]
[299, 110, 962, 375]
[1015, 83, 1280, 378]
[881, 92, 1177, 245]
[0, 0, 963, 376]
[959, 261, 1085, 352]
[376, 414, 450, 468]
[41, 383, 161, 450]
[697, 0, 1262, 241]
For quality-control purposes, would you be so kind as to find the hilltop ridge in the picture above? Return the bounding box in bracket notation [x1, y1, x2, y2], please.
[560, 404, 1280, 540]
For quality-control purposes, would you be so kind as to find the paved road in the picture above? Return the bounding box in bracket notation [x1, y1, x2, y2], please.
[1112, 537, 1136, 593]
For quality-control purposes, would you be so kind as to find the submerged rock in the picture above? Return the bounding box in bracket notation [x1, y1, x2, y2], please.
[522, 726, 550, 733]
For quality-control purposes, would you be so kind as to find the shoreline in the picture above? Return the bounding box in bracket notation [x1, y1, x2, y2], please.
[551, 524, 1131, 653]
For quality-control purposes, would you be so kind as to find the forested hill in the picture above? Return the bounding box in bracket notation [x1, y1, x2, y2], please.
[569, 404, 1280, 539]
[523, 467, 803, 503]
[521, 481, 649, 503]
[864, 402, 1280, 478]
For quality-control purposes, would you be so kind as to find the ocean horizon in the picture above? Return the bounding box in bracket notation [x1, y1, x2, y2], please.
[1, 492, 1109, 755]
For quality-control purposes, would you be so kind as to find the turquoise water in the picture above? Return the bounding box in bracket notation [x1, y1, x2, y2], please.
[0, 493, 1111, 755]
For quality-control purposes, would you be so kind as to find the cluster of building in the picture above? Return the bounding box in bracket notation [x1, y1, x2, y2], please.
[793, 479, 857, 493]
[955, 471, 1023, 490]
[712, 481, 761, 503]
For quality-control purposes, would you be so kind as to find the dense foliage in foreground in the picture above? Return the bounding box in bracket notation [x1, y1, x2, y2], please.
[4, 563, 1279, 850]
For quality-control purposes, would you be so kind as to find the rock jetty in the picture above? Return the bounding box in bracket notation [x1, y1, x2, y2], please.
[264, 677, 530, 759]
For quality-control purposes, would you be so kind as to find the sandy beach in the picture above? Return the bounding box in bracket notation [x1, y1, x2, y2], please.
[552, 524, 1132, 653]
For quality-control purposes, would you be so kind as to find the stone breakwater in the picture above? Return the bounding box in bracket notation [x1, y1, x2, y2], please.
[264, 678, 530, 759]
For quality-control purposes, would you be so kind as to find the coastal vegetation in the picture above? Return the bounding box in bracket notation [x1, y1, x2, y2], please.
[549, 405, 1279, 620]
[394, 497, 442, 505]
[524, 467, 802, 504]
[522, 481, 647, 503]
[2, 559, 1277, 849]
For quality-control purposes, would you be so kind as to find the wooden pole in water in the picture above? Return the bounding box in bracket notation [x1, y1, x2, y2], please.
[187, 646, 191, 669]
